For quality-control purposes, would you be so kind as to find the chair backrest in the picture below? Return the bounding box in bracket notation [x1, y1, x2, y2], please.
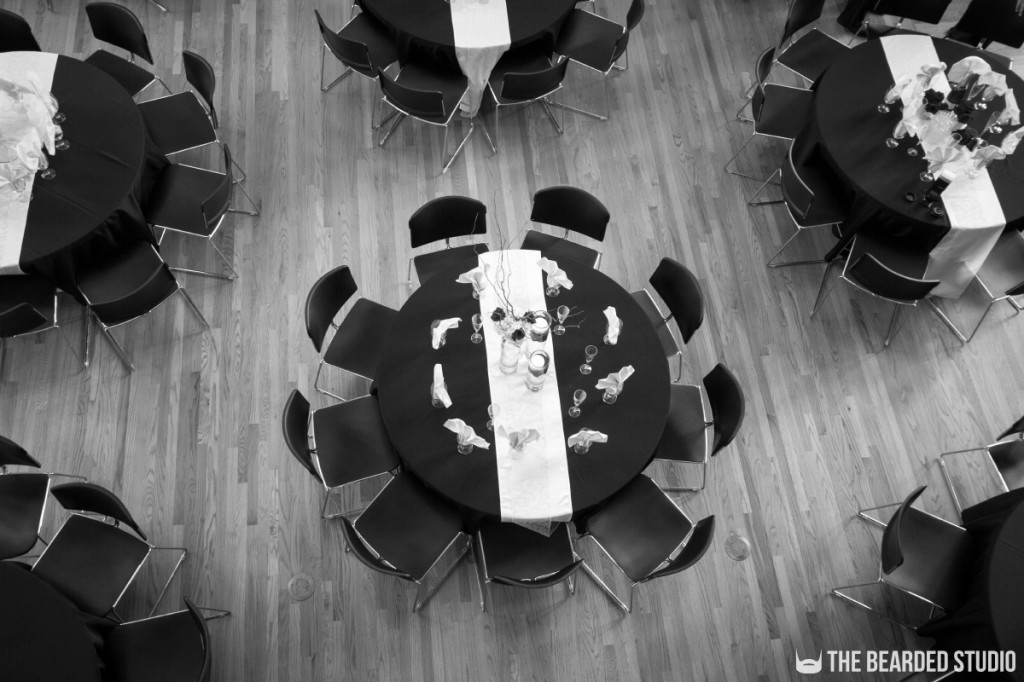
[952, 0, 1024, 49]
[200, 146, 235, 231]
[0, 302, 48, 339]
[999, 414, 1024, 440]
[304, 266, 358, 352]
[315, 10, 378, 76]
[645, 515, 716, 581]
[499, 58, 569, 103]
[750, 47, 776, 123]
[779, 0, 825, 48]
[491, 560, 583, 589]
[183, 50, 218, 128]
[378, 69, 447, 120]
[409, 196, 487, 248]
[51, 481, 147, 540]
[530, 186, 610, 242]
[880, 485, 927, 574]
[874, 0, 953, 25]
[84, 244, 180, 326]
[183, 598, 213, 682]
[989, 437, 1024, 472]
[846, 253, 939, 303]
[85, 3, 154, 64]
[340, 517, 413, 580]
[0, 9, 41, 52]
[649, 257, 704, 343]
[703, 363, 745, 456]
[0, 434, 40, 469]
[282, 389, 320, 482]
[624, 0, 646, 33]
[781, 142, 815, 220]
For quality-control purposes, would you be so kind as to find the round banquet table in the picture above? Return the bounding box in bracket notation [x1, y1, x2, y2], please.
[357, 0, 577, 73]
[376, 253, 671, 522]
[0, 52, 166, 299]
[814, 36, 1024, 257]
[0, 562, 104, 682]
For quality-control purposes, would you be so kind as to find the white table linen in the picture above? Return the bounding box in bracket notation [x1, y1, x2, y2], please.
[450, 0, 511, 116]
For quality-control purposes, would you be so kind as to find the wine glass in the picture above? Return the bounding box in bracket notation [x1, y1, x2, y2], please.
[580, 345, 597, 375]
[553, 306, 569, 335]
[568, 389, 586, 418]
[456, 434, 473, 455]
[50, 95, 66, 124]
[486, 404, 498, 431]
[877, 84, 895, 113]
[470, 313, 483, 344]
[602, 386, 619, 405]
[546, 282, 561, 297]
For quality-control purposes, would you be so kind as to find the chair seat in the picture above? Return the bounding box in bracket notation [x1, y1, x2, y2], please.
[0, 275, 55, 336]
[414, 244, 489, 285]
[145, 163, 226, 236]
[312, 395, 400, 487]
[339, 12, 399, 78]
[323, 298, 398, 379]
[355, 473, 464, 580]
[32, 513, 150, 616]
[489, 49, 552, 105]
[138, 92, 218, 157]
[555, 9, 623, 72]
[883, 508, 976, 611]
[756, 85, 814, 140]
[85, 50, 155, 97]
[393, 62, 469, 124]
[77, 242, 179, 326]
[520, 230, 600, 267]
[776, 29, 849, 82]
[103, 610, 204, 682]
[0, 473, 49, 559]
[654, 383, 710, 464]
[587, 476, 692, 583]
[976, 229, 1024, 297]
[478, 520, 575, 582]
[629, 290, 681, 358]
[848, 231, 930, 282]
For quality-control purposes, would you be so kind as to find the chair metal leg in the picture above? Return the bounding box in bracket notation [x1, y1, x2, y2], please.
[856, 501, 902, 528]
[171, 238, 238, 281]
[723, 136, 756, 179]
[83, 313, 92, 368]
[441, 119, 475, 174]
[98, 320, 136, 372]
[378, 107, 407, 147]
[966, 300, 996, 343]
[196, 606, 232, 620]
[320, 45, 354, 93]
[228, 183, 261, 216]
[810, 260, 841, 318]
[177, 287, 212, 333]
[747, 168, 783, 206]
[471, 535, 488, 612]
[55, 323, 87, 370]
[407, 258, 416, 290]
[831, 579, 925, 630]
[146, 0, 168, 11]
[477, 117, 496, 154]
[925, 298, 966, 345]
[580, 559, 630, 613]
[413, 535, 470, 612]
[540, 96, 564, 135]
[882, 303, 902, 348]
[546, 67, 609, 121]
[313, 360, 346, 402]
[148, 546, 187, 617]
[767, 228, 828, 268]
[155, 76, 173, 97]
[938, 453, 966, 519]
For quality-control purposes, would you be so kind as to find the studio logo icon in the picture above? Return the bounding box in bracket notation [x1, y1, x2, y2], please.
[796, 650, 823, 674]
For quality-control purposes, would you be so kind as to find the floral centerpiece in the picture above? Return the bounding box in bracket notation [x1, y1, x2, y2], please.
[0, 75, 62, 200]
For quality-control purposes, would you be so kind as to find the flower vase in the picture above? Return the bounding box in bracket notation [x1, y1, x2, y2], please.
[498, 338, 522, 375]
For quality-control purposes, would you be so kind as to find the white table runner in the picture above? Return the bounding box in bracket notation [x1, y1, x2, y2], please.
[477, 249, 571, 533]
[450, 0, 511, 116]
[880, 35, 1008, 298]
[0, 52, 58, 276]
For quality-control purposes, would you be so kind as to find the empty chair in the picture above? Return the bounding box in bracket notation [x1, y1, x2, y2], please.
[281, 389, 400, 519]
[947, 0, 1024, 53]
[304, 265, 398, 399]
[377, 63, 494, 173]
[577, 475, 715, 613]
[76, 242, 212, 372]
[939, 435, 1024, 517]
[773, 0, 849, 83]
[552, 0, 645, 121]
[629, 258, 704, 381]
[487, 51, 569, 147]
[811, 232, 965, 348]
[472, 520, 581, 611]
[520, 186, 609, 268]
[340, 472, 470, 612]
[407, 196, 489, 288]
[850, 0, 954, 41]
[651, 363, 745, 492]
[0, 274, 85, 373]
[84, 3, 171, 99]
[962, 228, 1024, 342]
[0, 9, 41, 52]
[31, 482, 188, 619]
[831, 486, 977, 628]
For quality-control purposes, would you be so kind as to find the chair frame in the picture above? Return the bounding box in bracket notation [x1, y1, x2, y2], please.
[0, 456, 87, 561]
[550, 37, 624, 122]
[724, 83, 811, 182]
[488, 57, 568, 151]
[653, 384, 715, 493]
[634, 288, 684, 381]
[964, 241, 1024, 342]
[85, 3, 173, 99]
[0, 293, 87, 376]
[938, 433, 1023, 517]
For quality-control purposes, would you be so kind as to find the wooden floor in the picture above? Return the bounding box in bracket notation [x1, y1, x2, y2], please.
[3, 0, 1023, 679]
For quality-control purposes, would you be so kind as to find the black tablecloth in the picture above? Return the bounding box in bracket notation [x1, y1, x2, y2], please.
[0, 562, 108, 682]
[814, 37, 1024, 260]
[376, 254, 671, 522]
[15, 54, 166, 299]
[918, 490, 1024, 682]
[358, 0, 577, 73]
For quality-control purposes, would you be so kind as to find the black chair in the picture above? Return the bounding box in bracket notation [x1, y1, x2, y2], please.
[0, 274, 85, 374]
[472, 520, 581, 611]
[520, 186, 609, 268]
[630, 258, 704, 381]
[811, 232, 965, 347]
[281, 388, 400, 519]
[103, 597, 230, 682]
[0, 9, 40, 52]
[77, 242, 212, 372]
[577, 475, 715, 613]
[939, 434, 1024, 518]
[851, 0, 954, 41]
[652, 363, 744, 492]
[407, 196, 488, 288]
[551, 0, 645, 121]
[340, 472, 470, 612]
[773, 0, 849, 84]
[947, 0, 1024, 53]
[84, 3, 171, 99]
[377, 64, 493, 173]
[1000, 414, 1024, 440]
[831, 485, 977, 628]
[960, 228, 1024, 342]
[488, 51, 569, 148]
[31, 482, 188, 620]
[724, 49, 813, 182]
[146, 146, 257, 281]
[304, 265, 398, 399]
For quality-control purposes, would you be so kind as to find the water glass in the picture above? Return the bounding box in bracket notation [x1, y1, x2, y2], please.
[602, 386, 619, 404]
[553, 306, 569, 335]
[470, 313, 483, 344]
[572, 440, 591, 454]
[456, 436, 473, 455]
[486, 404, 498, 431]
[546, 283, 561, 297]
[568, 389, 586, 418]
[530, 312, 551, 343]
[525, 350, 549, 392]
[580, 345, 597, 375]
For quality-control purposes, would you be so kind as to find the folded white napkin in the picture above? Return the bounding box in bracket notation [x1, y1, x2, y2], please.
[885, 75, 913, 104]
[432, 363, 452, 408]
[444, 418, 489, 450]
[603, 306, 621, 344]
[499, 426, 541, 451]
[978, 71, 1008, 99]
[1002, 128, 1024, 155]
[537, 257, 573, 291]
[456, 264, 489, 288]
[925, 144, 963, 174]
[916, 62, 947, 89]
[567, 429, 608, 449]
[999, 91, 1020, 126]
[431, 317, 461, 349]
[948, 57, 989, 85]
[974, 145, 1007, 168]
[596, 365, 635, 394]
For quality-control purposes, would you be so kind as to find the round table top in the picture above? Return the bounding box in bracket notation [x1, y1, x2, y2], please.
[814, 36, 1024, 235]
[376, 253, 671, 519]
[0, 562, 102, 682]
[988, 500, 1024, 669]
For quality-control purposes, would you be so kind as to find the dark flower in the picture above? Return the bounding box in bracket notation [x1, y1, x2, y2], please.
[510, 328, 526, 342]
[923, 89, 945, 105]
[491, 308, 506, 322]
[523, 311, 537, 324]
